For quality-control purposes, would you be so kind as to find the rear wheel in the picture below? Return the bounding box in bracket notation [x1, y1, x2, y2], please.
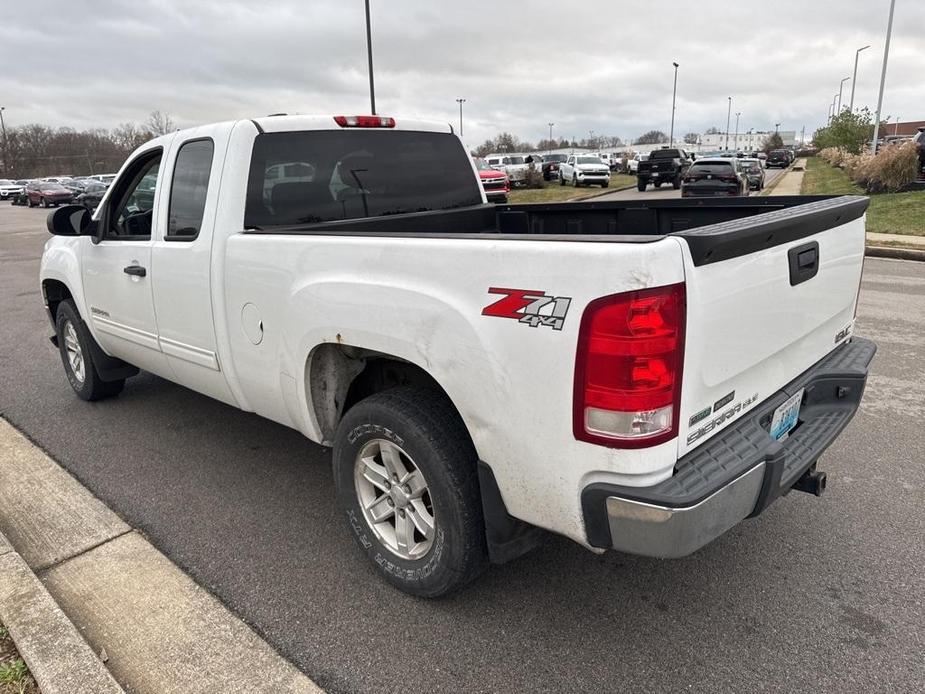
[42, 197, 50, 208]
[55, 300, 125, 401]
[672, 175, 681, 190]
[637, 179, 646, 192]
[333, 387, 488, 597]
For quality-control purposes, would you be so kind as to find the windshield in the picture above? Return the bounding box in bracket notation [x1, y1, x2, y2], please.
[740, 160, 760, 172]
[577, 156, 603, 165]
[0, 180, 11, 185]
[651, 149, 681, 159]
[473, 158, 492, 172]
[545, 154, 567, 162]
[503, 156, 525, 165]
[245, 130, 483, 228]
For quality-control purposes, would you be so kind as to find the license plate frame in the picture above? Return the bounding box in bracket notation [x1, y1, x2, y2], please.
[769, 388, 804, 441]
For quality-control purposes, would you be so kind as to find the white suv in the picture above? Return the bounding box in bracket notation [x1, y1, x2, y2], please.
[558, 155, 611, 187]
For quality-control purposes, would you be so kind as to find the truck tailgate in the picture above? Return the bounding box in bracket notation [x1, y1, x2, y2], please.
[673, 196, 868, 456]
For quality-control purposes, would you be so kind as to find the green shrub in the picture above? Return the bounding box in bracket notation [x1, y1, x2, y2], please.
[523, 162, 545, 189]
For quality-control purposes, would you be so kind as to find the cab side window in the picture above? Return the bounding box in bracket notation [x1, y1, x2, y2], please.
[106, 151, 162, 239]
[167, 139, 214, 240]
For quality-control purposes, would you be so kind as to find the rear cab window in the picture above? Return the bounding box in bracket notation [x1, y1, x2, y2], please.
[167, 139, 214, 240]
[244, 130, 483, 228]
[690, 161, 734, 174]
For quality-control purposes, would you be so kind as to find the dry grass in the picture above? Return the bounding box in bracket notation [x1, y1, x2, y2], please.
[508, 174, 635, 203]
[0, 624, 39, 694]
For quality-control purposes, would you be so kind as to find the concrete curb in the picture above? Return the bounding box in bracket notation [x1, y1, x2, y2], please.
[865, 245, 925, 262]
[0, 531, 124, 694]
[0, 416, 323, 693]
[568, 182, 636, 201]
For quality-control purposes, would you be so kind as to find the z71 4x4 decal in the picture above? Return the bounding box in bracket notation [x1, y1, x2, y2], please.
[482, 287, 572, 331]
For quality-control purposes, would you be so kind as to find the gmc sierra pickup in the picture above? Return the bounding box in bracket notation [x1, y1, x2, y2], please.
[637, 147, 692, 191]
[41, 114, 874, 597]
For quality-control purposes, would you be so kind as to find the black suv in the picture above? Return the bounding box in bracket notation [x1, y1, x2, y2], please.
[767, 149, 792, 168]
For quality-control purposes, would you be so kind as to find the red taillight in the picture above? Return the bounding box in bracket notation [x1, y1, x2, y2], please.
[333, 115, 396, 128]
[573, 283, 686, 448]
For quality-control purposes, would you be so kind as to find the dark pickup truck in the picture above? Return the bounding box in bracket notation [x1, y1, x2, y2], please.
[637, 148, 692, 191]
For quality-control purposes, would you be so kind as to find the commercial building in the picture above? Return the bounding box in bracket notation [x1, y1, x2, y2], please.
[698, 130, 797, 150]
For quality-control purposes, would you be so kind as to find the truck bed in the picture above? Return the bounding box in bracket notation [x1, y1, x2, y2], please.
[245, 195, 868, 264]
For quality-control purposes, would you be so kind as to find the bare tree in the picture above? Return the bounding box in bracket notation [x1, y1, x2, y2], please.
[145, 110, 175, 136]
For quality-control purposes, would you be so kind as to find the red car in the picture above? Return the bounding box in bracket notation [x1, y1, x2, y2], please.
[26, 181, 75, 208]
[473, 158, 509, 203]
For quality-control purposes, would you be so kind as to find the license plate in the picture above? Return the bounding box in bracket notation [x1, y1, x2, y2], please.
[769, 388, 804, 441]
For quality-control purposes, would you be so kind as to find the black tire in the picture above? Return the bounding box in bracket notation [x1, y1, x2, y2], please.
[27, 197, 34, 208]
[333, 386, 488, 597]
[600, 181, 609, 188]
[559, 174, 565, 186]
[42, 197, 49, 208]
[672, 175, 681, 190]
[572, 175, 579, 187]
[637, 179, 646, 192]
[55, 300, 125, 401]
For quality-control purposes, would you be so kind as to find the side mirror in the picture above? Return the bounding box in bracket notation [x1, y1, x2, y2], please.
[46, 204, 95, 238]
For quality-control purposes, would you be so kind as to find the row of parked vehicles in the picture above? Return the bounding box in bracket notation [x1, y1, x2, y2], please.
[0, 174, 115, 210]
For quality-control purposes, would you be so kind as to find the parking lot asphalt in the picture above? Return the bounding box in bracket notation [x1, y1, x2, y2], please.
[595, 164, 788, 201]
[1, 203, 923, 694]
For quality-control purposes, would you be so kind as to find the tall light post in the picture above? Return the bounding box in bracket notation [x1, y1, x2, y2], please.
[871, 0, 896, 154]
[849, 45, 870, 112]
[364, 0, 376, 114]
[836, 76, 850, 115]
[455, 98, 465, 137]
[0, 106, 7, 175]
[669, 61, 679, 146]
[724, 96, 732, 150]
[547, 122, 554, 148]
[830, 94, 838, 122]
[733, 112, 741, 151]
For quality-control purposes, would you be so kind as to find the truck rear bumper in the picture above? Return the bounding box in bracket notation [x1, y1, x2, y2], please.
[581, 337, 876, 557]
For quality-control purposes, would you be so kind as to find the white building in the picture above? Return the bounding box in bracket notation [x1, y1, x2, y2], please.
[698, 130, 797, 151]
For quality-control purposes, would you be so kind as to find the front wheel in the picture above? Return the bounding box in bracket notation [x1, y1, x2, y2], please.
[672, 175, 681, 190]
[55, 300, 125, 401]
[572, 175, 580, 187]
[333, 387, 488, 597]
[637, 179, 646, 192]
[559, 174, 565, 186]
[42, 197, 50, 208]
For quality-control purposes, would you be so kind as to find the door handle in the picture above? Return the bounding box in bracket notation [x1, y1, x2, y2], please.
[123, 265, 147, 277]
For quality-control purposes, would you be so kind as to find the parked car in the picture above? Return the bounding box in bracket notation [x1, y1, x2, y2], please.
[738, 158, 765, 191]
[88, 174, 117, 185]
[767, 150, 791, 168]
[558, 154, 610, 187]
[27, 181, 75, 207]
[540, 153, 568, 181]
[485, 154, 530, 186]
[75, 181, 110, 211]
[636, 148, 692, 191]
[41, 113, 873, 598]
[0, 179, 24, 200]
[473, 158, 509, 203]
[627, 152, 649, 173]
[681, 157, 747, 197]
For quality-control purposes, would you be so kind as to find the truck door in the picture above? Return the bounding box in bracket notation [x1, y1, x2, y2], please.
[81, 145, 171, 377]
[150, 125, 237, 406]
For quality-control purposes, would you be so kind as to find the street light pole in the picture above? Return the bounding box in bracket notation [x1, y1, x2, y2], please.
[669, 61, 679, 146]
[871, 0, 896, 154]
[0, 107, 7, 175]
[548, 122, 554, 146]
[836, 77, 850, 115]
[733, 112, 740, 151]
[364, 0, 376, 114]
[831, 94, 838, 122]
[849, 45, 870, 112]
[455, 98, 465, 137]
[724, 96, 732, 150]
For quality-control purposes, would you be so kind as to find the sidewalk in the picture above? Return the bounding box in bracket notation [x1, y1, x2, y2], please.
[0, 417, 322, 694]
[767, 160, 925, 260]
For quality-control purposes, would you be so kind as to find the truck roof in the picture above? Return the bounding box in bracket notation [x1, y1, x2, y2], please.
[251, 114, 454, 135]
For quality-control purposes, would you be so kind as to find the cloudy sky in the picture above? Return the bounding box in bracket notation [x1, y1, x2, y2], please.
[1, 0, 921, 146]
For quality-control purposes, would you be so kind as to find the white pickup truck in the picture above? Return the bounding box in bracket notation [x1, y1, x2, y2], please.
[40, 113, 875, 597]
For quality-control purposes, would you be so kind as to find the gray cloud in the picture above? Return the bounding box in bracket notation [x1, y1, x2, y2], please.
[1, 0, 922, 146]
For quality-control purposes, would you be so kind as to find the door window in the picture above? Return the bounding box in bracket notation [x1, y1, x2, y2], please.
[106, 151, 162, 239]
[167, 139, 214, 240]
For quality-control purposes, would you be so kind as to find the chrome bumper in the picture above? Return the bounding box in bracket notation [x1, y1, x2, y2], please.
[604, 464, 765, 558]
